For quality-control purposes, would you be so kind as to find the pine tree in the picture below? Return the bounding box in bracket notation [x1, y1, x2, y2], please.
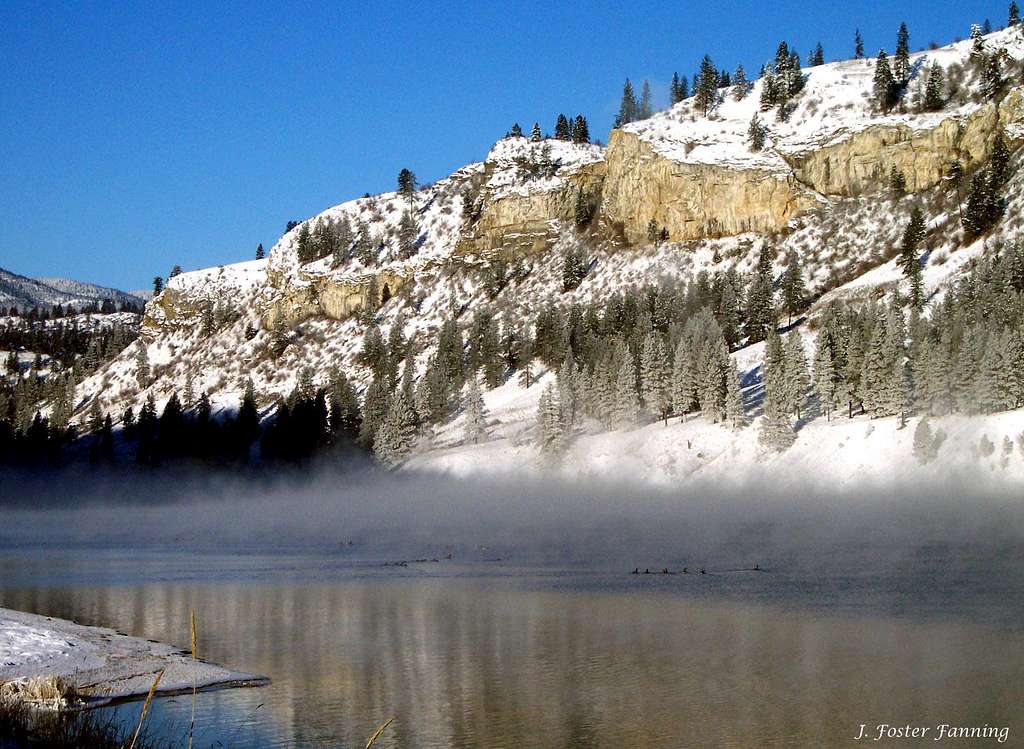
[898, 206, 926, 308]
[873, 50, 897, 112]
[359, 374, 391, 448]
[747, 114, 767, 151]
[732, 65, 750, 100]
[894, 23, 911, 84]
[970, 24, 986, 59]
[855, 29, 865, 59]
[135, 344, 150, 389]
[554, 114, 571, 140]
[695, 55, 719, 116]
[990, 129, 1011, 188]
[374, 389, 416, 468]
[256, 243, 265, 260]
[923, 62, 945, 110]
[670, 72, 684, 104]
[510, 122, 523, 138]
[398, 210, 418, 258]
[397, 168, 417, 197]
[529, 122, 542, 142]
[725, 359, 746, 428]
[613, 348, 639, 426]
[572, 115, 590, 144]
[783, 331, 811, 419]
[890, 164, 907, 195]
[617, 79, 638, 126]
[462, 375, 489, 444]
[153, 276, 164, 295]
[780, 252, 808, 324]
[562, 244, 588, 291]
[640, 333, 670, 423]
[744, 248, 776, 343]
[1011, 1, 1021, 26]
[813, 330, 838, 420]
[639, 80, 653, 119]
[536, 383, 565, 458]
[759, 332, 796, 451]
[811, 42, 825, 66]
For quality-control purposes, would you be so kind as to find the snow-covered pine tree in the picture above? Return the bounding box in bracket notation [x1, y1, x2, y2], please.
[640, 333, 670, 423]
[698, 337, 729, 422]
[873, 50, 897, 112]
[557, 353, 579, 429]
[813, 330, 837, 420]
[725, 359, 746, 428]
[898, 206, 926, 307]
[613, 344, 639, 426]
[744, 247, 776, 343]
[639, 80, 653, 119]
[759, 65, 778, 110]
[747, 114, 767, 151]
[255, 243, 265, 260]
[759, 332, 796, 451]
[374, 388, 417, 468]
[780, 252, 808, 324]
[530, 122, 542, 142]
[732, 65, 750, 100]
[894, 23, 910, 84]
[783, 331, 810, 420]
[970, 24, 985, 59]
[924, 62, 944, 111]
[462, 375, 489, 444]
[517, 336, 535, 389]
[672, 337, 697, 417]
[536, 382, 565, 458]
[358, 374, 391, 447]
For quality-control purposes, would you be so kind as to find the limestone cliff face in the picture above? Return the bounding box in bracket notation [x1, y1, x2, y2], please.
[785, 90, 1024, 196]
[599, 129, 818, 244]
[261, 266, 410, 328]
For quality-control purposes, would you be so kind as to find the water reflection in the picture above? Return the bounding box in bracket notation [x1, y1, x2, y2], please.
[2, 566, 1022, 748]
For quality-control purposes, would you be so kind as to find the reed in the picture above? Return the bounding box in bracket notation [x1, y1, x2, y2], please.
[365, 715, 396, 748]
[127, 668, 164, 749]
[188, 608, 198, 749]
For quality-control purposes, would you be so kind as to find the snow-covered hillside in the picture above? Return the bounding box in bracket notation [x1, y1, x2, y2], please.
[0, 267, 144, 313]
[42, 22, 1024, 485]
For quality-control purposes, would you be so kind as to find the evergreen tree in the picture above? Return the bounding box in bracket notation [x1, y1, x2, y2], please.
[359, 374, 391, 448]
[783, 331, 811, 419]
[990, 129, 1011, 188]
[510, 122, 523, 138]
[572, 115, 590, 144]
[374, 388, 416, 468]
[747, 114, 767, 151]
[536, 382, 565, 458]
[898, 206, 927, 308]
[135, 344, 150, 389]
[617, 79, 638, 126]
[255, 243, 264, 260]
[670, 72, 684, 104]
[923, 62, 945, 110]
[780, 252, 808, 324]
[640, 333, 670, 423]
[855, 29, 865, 59]
[463, 375, 489, 444]
[890, 164, 907, 195]
[1011, 1, 1021, 26]
[695, 55, 719, 115]
[759, 332, 796, 451]
[725, 359, 746, 428]
[530, 122, 542, 142]
[744, 248, 776, 343]
[811, 42, 825, 66]
[894, 23, 911, 84]
[873, 50, 897, 112]
[152, 276, 164, 295]
[812, 330, 838, 420]
[397, 168, 417, 197]
[613, 346, 639, 426]
[759, 65, 778, 110]
[398, 210, 418, 258]
[639, 80, 653, 119]
[562, 244, 588, 291]
[555, 114, 571, 140]
[732, 65, 750, 100]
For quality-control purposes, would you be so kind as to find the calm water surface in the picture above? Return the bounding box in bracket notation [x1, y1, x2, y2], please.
[1, 547, 1022, 748]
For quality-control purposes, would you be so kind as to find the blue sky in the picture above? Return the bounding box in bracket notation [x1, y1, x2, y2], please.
[0, 1, 1006, 291]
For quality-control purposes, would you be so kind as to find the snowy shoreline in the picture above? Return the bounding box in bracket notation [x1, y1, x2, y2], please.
[0, 607, 267, 708]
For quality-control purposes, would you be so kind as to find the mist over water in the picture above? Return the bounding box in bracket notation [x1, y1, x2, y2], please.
[3, 462, 1024, 601]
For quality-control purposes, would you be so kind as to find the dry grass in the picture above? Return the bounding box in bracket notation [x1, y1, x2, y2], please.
[0, 675, 77, 710]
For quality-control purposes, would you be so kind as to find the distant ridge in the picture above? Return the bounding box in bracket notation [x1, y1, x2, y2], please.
[0, 266, 144, 312]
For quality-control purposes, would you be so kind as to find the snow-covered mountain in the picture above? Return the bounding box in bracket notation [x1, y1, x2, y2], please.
[54, 23, 1024, 482]
[0, 267, 144, 313]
